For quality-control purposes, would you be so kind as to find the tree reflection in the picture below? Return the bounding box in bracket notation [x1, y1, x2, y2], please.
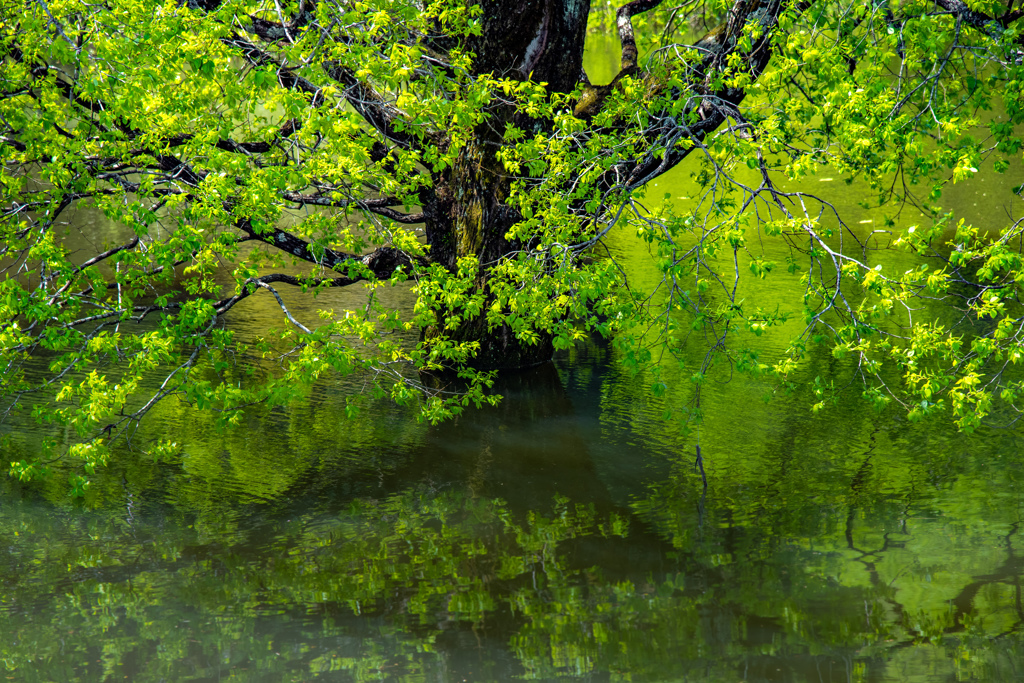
[2, 345, 1024, 681]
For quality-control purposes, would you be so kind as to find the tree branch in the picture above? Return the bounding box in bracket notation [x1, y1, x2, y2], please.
[222, 32, 422, 151]
[598, 0, 793, 192]
[281, 192, 424, 223]
[617, 0, 666, 72]
[235, 218, 355, 270]
[212, 253, 414, 316]
[234, 216, 419, 275]
[932, 0, 1023, 36]
[322, 61, 424, 150]
[247, 0, 314, 43]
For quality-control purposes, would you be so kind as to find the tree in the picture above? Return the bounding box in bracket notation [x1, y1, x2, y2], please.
[1, 0, 1022, 484]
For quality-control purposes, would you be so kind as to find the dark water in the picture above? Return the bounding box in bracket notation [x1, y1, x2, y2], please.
[3, 35, 1024, 683]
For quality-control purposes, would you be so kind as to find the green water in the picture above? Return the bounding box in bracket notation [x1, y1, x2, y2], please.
[2, 35, 1024, 683]
[4, 341, 1024, 682]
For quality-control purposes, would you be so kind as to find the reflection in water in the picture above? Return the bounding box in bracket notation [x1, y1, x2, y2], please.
[2, 335, 1024, 681]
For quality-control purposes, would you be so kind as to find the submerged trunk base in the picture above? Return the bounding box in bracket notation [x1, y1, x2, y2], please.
[472, 327, 555, 371]
[425, 324, 554, 372]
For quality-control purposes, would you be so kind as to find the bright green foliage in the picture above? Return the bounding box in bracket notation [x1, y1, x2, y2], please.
[1, 0, 1023, 487]
[598, 0, 1024, 436]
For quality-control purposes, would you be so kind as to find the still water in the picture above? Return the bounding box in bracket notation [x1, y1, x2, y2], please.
[4, 337, 1024, 682]
[3, 36, 1024, 683]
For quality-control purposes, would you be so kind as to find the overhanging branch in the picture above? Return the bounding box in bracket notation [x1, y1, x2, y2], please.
[599, 0, 793, 192]
[282, 192, 425, 223]
[212, 253, 414, 317]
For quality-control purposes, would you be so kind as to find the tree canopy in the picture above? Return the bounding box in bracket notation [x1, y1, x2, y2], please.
[1, 0, 1023, 485]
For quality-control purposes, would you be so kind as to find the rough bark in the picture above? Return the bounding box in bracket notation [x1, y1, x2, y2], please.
[423, 1, 591, 370]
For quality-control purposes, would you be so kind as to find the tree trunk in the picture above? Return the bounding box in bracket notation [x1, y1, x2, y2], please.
[423, 0, 590, 371]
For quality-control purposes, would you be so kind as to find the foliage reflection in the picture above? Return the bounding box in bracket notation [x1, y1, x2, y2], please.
[3, 342, 1024, 681]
